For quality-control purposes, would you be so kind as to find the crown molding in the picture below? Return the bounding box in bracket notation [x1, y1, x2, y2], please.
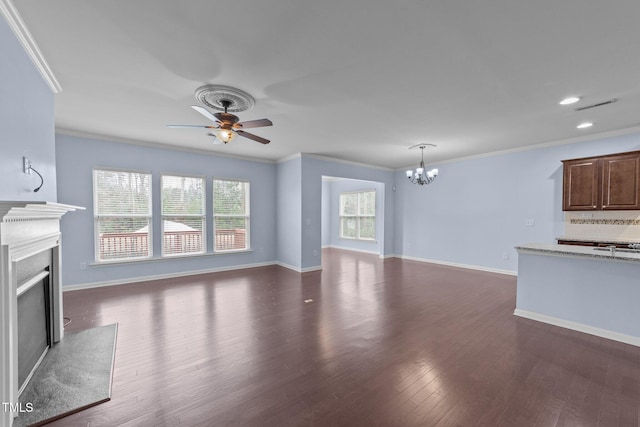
[395, 124, 640, 171]
[276, 153, 393, 172]
[300, 153, 394, 172]
[276, 153, 302, 163]
[0, 0, 61, 93]
[56, 128, 277, 164]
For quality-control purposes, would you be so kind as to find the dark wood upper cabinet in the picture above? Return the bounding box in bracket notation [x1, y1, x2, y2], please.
[601, 153, 640, 209]
[562, 150, 640, 211]
[562, 157, 600, 210]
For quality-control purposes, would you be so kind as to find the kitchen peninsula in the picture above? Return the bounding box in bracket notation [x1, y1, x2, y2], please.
[515, 243, 640, 347]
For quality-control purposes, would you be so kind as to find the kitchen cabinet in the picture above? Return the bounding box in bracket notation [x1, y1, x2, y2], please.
[562, 150, 640, 211]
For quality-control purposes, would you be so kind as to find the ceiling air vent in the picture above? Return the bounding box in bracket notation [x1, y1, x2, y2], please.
[575, 98, 618, 111]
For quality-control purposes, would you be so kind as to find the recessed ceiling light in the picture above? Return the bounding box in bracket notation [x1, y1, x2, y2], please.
[560, 96, 581, 105]
[577, 122, 593, 129]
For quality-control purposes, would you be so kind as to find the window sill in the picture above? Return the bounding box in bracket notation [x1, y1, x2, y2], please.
[90, 249, 254, 267]
[338, 237, 378, 243]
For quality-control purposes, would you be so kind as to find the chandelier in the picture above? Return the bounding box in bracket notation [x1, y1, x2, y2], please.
[406, 144, 439, 185]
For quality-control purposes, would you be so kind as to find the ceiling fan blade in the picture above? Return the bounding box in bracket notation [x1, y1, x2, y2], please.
[234, 118, 273, 129]
[191, 105, 218, 123]
[207, 133, 224, 144]
[236, 130, 270, 144]
[167, 124, 216, 129]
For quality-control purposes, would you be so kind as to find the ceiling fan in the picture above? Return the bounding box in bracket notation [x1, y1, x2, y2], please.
[167, 99, 273, 144]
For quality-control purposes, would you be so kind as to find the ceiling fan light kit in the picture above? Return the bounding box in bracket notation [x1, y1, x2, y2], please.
[406, 143, 439, 186]
[167, 85, 272, 145]
[213, 128, 236, 144]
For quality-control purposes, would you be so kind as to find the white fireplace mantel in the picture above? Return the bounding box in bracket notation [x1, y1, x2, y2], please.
[0, 201, 83, 427]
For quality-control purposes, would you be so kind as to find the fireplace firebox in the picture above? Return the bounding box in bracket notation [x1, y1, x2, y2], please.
[17, 254, 52, 394]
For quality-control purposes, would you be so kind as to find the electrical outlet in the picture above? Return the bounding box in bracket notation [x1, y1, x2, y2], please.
[23, 156, 32, 174]
[79, 262, 87, 270]
[525, 218, 535, 226]
[502, 252, 509, 260]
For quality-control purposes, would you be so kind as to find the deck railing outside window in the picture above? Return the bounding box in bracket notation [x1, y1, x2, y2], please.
[99, 229, 246, 260]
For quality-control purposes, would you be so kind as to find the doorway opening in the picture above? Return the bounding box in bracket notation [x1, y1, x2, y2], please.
[321, 176, 385, 266]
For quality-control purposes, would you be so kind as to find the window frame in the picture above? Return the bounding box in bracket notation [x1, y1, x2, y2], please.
[93, 167, 153, 263]
[339, 190, 376, 241]
[212, 178, 251, 253]
[160, 174, 207, 257]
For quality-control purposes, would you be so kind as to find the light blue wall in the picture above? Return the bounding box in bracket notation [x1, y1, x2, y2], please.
[395, 132, 640, 273]
[324, 178, 384, 254]
[0, 16, 56, 201]
[300, 156, 395, 269]
[276, 156, 302, 269]
[56, 134, 277, 286]
[53, 128, 640, 282]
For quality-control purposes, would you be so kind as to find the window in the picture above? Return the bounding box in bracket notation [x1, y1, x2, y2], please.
[340, 190, 376, 240]
[93, 169, 152, 261]
[161, 175, 205, 256]
[213, 179, 249, 251]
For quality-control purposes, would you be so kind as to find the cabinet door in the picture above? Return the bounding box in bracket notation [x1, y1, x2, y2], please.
[562, 158, 600, 211]
[602, 153, 640, 210]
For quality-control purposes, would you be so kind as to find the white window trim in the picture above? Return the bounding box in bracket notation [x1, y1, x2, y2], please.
[93, 168, 153, 263]
[339, 190, 376, 241]
[161, 174, 207, 257]
[213, 178, 250, 253]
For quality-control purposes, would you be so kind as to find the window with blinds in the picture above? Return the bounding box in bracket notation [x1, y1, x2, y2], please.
[161, 175, 206, 256]
[93, 169, 152, 261]
[339, 190, 376, 241]
[213, 179, 249, 252]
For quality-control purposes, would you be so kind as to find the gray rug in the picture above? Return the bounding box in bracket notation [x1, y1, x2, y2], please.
[13, 323, 118, 427]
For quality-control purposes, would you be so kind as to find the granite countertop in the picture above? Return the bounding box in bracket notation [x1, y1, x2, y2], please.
[516, 242, 640, 263]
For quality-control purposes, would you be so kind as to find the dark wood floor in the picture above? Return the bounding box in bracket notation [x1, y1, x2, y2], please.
[51, 249, 639, 426]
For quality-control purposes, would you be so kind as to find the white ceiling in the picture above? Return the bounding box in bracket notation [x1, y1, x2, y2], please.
[12, 0, 640, 169]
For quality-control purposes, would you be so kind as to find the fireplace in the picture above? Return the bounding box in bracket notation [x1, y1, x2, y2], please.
[0, 202, 82, 427]
[17, 250, 53, 394]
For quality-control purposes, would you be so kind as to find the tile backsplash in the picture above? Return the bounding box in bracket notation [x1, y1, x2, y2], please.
[564, 210, 640, 241]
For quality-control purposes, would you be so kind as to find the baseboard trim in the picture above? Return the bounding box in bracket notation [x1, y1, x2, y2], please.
[63, 261, 278, 291]
[275, 262, 322, 273]
[398, 255, 517, 276]
[324, 245, 381, 256]
[63, 254, 514, 291]
[513, 308, 640, 347]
